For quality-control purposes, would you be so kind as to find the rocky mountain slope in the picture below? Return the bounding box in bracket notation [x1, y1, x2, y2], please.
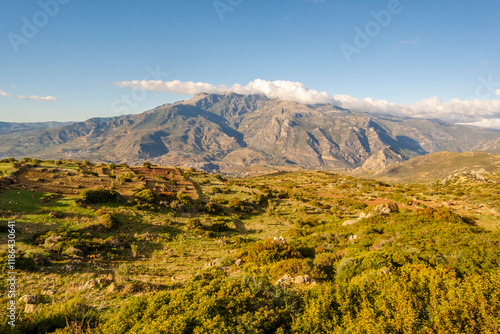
[0, 93, 498, 173]
[473, 137, 500, 154]
[352, 151, 500, 183]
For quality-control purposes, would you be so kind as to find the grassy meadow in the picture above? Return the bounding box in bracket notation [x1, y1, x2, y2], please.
[0, 158, 499, 333]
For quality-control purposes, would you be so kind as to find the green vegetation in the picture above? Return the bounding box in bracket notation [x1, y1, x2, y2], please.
[0, 161, 499, 333]
[80, 189, 121, 204]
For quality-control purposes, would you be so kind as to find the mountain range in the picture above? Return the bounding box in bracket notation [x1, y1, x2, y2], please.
[1, 92, 499, 174]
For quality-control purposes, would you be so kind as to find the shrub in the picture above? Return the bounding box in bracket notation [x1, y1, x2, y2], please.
[0, 297, 98, 334]
[270, 258, 315, 280]
[208, 220, 231, 232]
[134, 189, 157, 204]
[119, 172, 134, 182]
[115, 263, 131, 284]
[205, 202, 223, 215]
[237, 239, 303, 265]
[101, 214, 121, 229]
[143, 162, 152, 168]
[0, 251, 37, 274]
[98, 272, 298, 334]
[159, 192, 175, 200]
[186, 218, 203, 230]
[416, 206, 468, 224]
[131, 244, 138, 258]
[228, 198, 253, 213]
[295, 217, 320, 228]
[176, 192, 193, 207]
[80, 190, 121, 204]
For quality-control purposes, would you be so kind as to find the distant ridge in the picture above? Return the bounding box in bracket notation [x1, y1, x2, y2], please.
[353, 151, 500, 182]
[0, 93, 498, 174]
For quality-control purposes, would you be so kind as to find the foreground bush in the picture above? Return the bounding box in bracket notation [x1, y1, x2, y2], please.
[98, 269, 298, 334]
[294, 264, 500, 334]
[0, 297, 97, 334]
[96, 264, 500, 333]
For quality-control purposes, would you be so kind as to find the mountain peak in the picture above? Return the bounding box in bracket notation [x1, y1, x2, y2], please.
[0, 94, 499, 174]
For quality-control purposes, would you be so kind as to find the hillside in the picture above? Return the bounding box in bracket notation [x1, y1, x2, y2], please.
[353, 151, 500, 183]
[0, 158, 499, 333]
[474, 137, 500, 154]
[0, 93, 498, 174]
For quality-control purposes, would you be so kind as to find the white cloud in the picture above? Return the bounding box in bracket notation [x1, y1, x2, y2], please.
[496, 89, 500, 96]
[113, 79, 337, 105]
[0, 88, 58, 101]
[113, 78, 500, 129]
[17, 95, 58, 101]
[395, 37, 419, 50]
[334, 95, 500, 126]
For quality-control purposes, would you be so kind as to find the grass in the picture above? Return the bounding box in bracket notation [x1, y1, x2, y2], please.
[0, 162, 16, 175]
[0, 190, 53, 212]
[0, 161, 499, 333]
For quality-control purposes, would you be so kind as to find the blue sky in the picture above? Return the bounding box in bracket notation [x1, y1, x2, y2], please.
[1, 0, 499, 125]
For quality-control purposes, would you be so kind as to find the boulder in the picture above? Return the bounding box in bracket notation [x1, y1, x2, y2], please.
[342, 219, 360, 226]
[272, 236, 287, 244]
[276, 274, 294, 285]
[19, 295, 36, 304]
[294, 275, 311, 284]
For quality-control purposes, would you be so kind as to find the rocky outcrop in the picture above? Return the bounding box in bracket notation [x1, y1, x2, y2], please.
[276, 274, 317, 286]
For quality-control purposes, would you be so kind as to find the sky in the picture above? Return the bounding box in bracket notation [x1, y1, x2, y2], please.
[0, 0, 499, 127]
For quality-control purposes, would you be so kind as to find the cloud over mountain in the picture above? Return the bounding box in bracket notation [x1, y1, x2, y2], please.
[113, 79, 500, 129]
[113, 79, 337, 105]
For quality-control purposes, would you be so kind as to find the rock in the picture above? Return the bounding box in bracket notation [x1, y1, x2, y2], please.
[42, 290, 54, 296]
[24, 304, 36, 313]
[83, 279, 98, 289]
[294, 275, 311, 284]
[342, 219, 360, 226]
[277, 274, 316, 286]
[349, 235, 359, 243]
[49, 212, 63, 218]
[361, 148, 404, 171]
[19, 295, 36, 304]
[372, 202, 399, 215]
[234, 258, 243, 266]
[63, 247, 84, 259]
[272, 236, 287, 244]
[276, 274, 294, 285]
[107, 283, 121, 293]
[205, 259, 219, 267]
[64, 264, 77, 273]
[32, 253, 50, 266]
